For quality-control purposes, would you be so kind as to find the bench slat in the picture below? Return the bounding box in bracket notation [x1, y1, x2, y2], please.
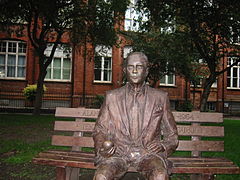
[41, 150, 232, 163]
[54, 121, 224, 137]
[46, 150, 95, 157]
[177, 140, 224, 152]
[172, 166, 240, 174]
[56, 107, 99, 119]
[52, 135, 94, 147]
[38, 151, 234, 166]
[32, 150, 240, 174]
[173, 112, 223, 123]
[177, 125, 224, 137]
[55, 107, 223, 123]
[52, 136, 224, 152]
[38, 152, 94, 162]
[54, 121, 95, 132]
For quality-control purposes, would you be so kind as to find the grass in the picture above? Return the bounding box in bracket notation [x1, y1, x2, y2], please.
[0, 114, 55, 163]
[0, 114, 239, 179]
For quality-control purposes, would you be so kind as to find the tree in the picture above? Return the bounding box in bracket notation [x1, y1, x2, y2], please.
[0, 0, 125, 115]
[123, 29, 198, 88]
[0, 0, 77, 115]
[136, 0, 240, 111]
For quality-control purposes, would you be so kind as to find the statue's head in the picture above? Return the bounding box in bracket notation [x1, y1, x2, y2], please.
[124, 52, 149, 86]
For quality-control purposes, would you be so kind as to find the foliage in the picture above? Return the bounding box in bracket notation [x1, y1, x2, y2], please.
[0, 0, 128, 114]
[176, 100, 193, 112]
[93, 94, 105, 108]
[71, 0, 126, 46]
[23, 84, 47, 102]
[135, 0, 240, 111]
[122, 29, 200, 87]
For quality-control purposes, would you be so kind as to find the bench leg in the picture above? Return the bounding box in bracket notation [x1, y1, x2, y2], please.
[190, 174, 214, 180]
[56, 167, 66, 180]
[66, 167, 80, 180]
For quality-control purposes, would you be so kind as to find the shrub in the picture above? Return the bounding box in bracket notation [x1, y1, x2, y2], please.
[93, 95, 105, 108]
[23, 84, 47, 102]
[177, 100, 193, 112]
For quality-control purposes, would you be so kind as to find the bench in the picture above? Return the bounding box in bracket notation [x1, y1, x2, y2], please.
[32, 107, 240, 180]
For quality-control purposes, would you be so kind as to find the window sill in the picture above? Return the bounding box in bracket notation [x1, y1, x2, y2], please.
[0, 77, 26, 81]
[190, 85, 202, 88]
[159, 84, 176, 88]
[227, 87, 240, 90]
[44, 79, 71, 83]
[93, 81, 113, 85]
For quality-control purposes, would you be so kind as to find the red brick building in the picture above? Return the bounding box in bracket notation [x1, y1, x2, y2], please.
[0, 8, 240, 113]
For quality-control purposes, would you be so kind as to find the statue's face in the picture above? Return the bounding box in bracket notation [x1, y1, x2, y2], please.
[126, 55, 148, 85]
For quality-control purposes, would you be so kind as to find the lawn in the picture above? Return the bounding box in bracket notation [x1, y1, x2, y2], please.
[0, 114, 239, 180]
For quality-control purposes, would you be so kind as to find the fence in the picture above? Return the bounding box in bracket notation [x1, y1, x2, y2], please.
[0, 89, 99, 113]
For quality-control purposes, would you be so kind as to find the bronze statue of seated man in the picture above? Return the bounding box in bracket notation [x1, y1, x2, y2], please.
[93, 52, 178, 180]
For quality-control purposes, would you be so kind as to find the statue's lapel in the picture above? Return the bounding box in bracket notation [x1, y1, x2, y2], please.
[142, 87, 155, 132]
[116, 86, 130, 136]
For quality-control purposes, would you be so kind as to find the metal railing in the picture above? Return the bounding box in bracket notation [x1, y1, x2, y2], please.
[0, 89, 100, 113]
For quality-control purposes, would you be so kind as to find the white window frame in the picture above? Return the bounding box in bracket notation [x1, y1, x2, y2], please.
[160, 74, 176, 86]
[0, 40, 27, 79]
[227, 57, 240, 89]
[94, 46, 112, 83]
[44, 44, 72, 82]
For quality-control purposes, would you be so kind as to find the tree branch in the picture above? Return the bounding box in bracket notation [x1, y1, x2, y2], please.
[217, 57, 240, 75]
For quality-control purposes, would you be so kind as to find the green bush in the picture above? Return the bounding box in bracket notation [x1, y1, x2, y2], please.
[177, 100, 193, 112]
[93, 95, 105, 108]
[23, 84, 47, 101]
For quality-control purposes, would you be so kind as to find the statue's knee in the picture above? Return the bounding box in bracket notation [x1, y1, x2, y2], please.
[150, 169, 168, 180]
[94, 173, 107, 180]
[94, 168, 114, 180]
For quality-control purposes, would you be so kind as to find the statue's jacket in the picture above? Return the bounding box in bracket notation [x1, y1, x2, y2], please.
[93, 84, 178, 170]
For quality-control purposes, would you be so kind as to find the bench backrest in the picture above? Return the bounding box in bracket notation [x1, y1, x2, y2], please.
[54, 107, 224, 157]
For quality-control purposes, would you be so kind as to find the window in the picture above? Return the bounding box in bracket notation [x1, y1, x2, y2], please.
[160, 74, 175, 86]
[124, 0, 148, 31]
[207, 102, 216, 112]
[0, 40, 26, 79]
[190, 77, 203, 87]
[94, 46, 112, 83]
[227, 57, 240, 89]
[45, 44, 72, 81]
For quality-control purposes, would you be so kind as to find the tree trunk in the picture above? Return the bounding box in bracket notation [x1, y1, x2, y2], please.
[200, 76, 216, 112]
[33, 69, 47, 115]
[200, 86, 211, 112]
[185, 77, 188, 101]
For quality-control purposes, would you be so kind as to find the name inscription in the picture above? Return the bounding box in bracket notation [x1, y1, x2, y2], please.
[177, 126, 202, 135]
[75, 122, 95, 131]
[76, 109, 99, 118]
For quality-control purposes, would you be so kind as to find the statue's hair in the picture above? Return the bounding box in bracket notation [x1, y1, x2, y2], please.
[125, 52, 149, 67]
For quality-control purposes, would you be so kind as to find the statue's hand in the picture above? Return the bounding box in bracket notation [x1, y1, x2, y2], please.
[146, 140, 165, 154]
[99, 141, 116, 158]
